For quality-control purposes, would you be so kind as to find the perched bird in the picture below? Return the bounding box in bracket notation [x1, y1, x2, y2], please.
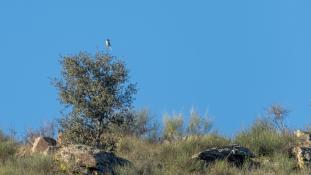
[105, 39, 111, 50]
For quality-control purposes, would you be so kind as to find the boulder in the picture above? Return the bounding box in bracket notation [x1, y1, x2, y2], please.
[31, 136, 57, 155]
[292, 146, 311, 169]
[291, 130, 311, 169]
[54, 144, 131, 175]
[295, 130, 311, 146]
[192, 144, 256, 167]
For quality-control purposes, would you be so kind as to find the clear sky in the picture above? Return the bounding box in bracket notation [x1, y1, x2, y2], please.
[1, 0, 311, 136]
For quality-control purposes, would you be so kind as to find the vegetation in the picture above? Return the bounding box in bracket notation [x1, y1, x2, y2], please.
[235, 118, 297, 156]
[54, 52, 137, 149]
[1, 111, 311, 175]
[0, 155, 55, 175]
[0, 130, 56, 175]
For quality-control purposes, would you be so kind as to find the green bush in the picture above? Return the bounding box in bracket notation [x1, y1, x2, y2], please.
[234, 119, 296, 156]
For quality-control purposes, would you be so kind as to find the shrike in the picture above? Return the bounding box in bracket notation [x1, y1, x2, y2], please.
[105, 39, 111, 50]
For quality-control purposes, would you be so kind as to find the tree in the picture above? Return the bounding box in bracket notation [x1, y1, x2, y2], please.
[54, 52, 137, 148]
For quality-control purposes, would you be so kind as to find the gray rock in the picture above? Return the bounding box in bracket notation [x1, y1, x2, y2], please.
[192, 144, 255, 167]
[54, 144, 131, 175]
[31, 136, 57, 155]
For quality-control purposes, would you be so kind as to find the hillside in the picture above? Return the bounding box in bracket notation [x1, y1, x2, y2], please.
[1, 114, 311, 175]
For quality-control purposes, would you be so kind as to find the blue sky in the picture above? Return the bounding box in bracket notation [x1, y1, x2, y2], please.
[1, 0, 311, 136]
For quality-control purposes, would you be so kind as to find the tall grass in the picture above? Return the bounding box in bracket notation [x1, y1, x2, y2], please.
[1, 114, 311, 175]
[116, 134, 231, 175]
[0, 155, 56, 175]
[0, 130, 57, 175]
[234, 119, 297, 156]
[0, 140, 17, 163]
[115, 116, 310, 175]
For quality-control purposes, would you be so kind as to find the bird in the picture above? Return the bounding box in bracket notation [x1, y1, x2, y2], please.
[105, 39, 111, 50]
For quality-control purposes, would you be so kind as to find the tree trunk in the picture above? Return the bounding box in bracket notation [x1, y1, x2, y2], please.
[96, 118, 103, 148]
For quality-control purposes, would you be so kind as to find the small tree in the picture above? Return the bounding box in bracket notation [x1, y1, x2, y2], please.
[54, 52, 137, 148]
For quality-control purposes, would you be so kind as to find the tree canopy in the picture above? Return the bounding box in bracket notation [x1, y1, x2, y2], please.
[54, 52, 137, 148]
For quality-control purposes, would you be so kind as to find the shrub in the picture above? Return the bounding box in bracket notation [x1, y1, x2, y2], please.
[162, 109, 213, 142]
[235, 118, 296, 156]
[115, 109, 160, 142]
[186, 109, 212, 136]
[163, 114, 184, 142]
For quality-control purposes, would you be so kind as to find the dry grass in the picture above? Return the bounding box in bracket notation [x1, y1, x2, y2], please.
[0, 155, 56, 175]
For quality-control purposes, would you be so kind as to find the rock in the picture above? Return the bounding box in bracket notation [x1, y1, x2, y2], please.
[292, 146, 311, 169]
[295, 130, 311, 146]
[192, 144, 255, 167]
[54, 144, 131, 175]
[290, 130, 311, 169]
[57, 132, 63, 145]
[31, 136, 57, 155]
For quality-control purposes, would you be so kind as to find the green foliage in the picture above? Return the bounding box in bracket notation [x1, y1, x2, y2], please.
[235, 118, 296, 156]
[59, 113, 120, 151]
[54, 52, 137, 148]
[58, 113, 97, 146]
